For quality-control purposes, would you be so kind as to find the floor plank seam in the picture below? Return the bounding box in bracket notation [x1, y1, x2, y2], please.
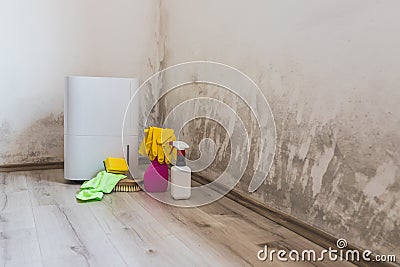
[57, 206, 91, 266]
[88, 205, 130, 267]
[29, 204, 45, 266]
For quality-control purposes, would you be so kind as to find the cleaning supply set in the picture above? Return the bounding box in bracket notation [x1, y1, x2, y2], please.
[139, 126, 176, 192]
[139, 127, 192, 200]
[76, 157, 141, 201]
[75, 125, 192, 202]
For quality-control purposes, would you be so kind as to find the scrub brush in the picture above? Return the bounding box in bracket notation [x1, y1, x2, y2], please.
[113, 178, 142, 192]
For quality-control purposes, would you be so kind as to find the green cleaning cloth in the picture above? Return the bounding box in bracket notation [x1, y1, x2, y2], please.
[76, 171, 126, 201]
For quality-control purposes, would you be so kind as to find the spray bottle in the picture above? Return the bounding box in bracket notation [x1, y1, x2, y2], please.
[170, 141, 191, 200]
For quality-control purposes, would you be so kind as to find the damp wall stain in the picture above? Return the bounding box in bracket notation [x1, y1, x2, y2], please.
[152, 82, 400, 257]
[0, 113, 64, 164]
[149, 0, 400, 256]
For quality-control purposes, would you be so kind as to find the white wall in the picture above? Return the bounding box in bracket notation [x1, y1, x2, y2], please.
[0, 0, 158, 164]
[158, 0, 400, 255]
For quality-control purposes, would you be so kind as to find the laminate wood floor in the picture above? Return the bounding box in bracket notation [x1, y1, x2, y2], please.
[0, 169, 355, 267]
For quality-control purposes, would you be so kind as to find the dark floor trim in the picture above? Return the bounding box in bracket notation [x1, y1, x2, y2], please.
[0, 162, 64, 172]
[0, 162, 396, 266]
[192, 174, 398, 267]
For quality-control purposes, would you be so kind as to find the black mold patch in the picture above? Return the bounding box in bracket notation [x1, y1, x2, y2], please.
[0, 113, 63, 164]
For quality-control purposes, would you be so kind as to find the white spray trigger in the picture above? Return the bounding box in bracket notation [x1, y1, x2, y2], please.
[171, 141, 189, 150]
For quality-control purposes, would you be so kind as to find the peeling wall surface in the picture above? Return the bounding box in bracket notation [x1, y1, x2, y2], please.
[155, 0, 400, 256]
[0, 0, 158, 164]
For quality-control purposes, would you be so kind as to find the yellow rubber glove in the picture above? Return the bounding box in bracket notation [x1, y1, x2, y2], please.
[160, 128, 176, 164]
[139, 127, 177, 164]
[139, 127, 154, 160]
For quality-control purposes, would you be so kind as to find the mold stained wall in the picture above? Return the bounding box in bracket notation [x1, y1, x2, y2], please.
[0, 0, 159, 164]
[157, 0, 400, 255]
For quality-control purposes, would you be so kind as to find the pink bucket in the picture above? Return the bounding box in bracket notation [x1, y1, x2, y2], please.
[143, 157, 169, 192]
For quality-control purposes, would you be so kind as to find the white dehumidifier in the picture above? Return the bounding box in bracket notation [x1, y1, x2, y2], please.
[64, 76, 139, 180]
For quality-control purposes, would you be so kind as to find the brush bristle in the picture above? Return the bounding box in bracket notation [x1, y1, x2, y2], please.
[113, 184, 141, 192]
